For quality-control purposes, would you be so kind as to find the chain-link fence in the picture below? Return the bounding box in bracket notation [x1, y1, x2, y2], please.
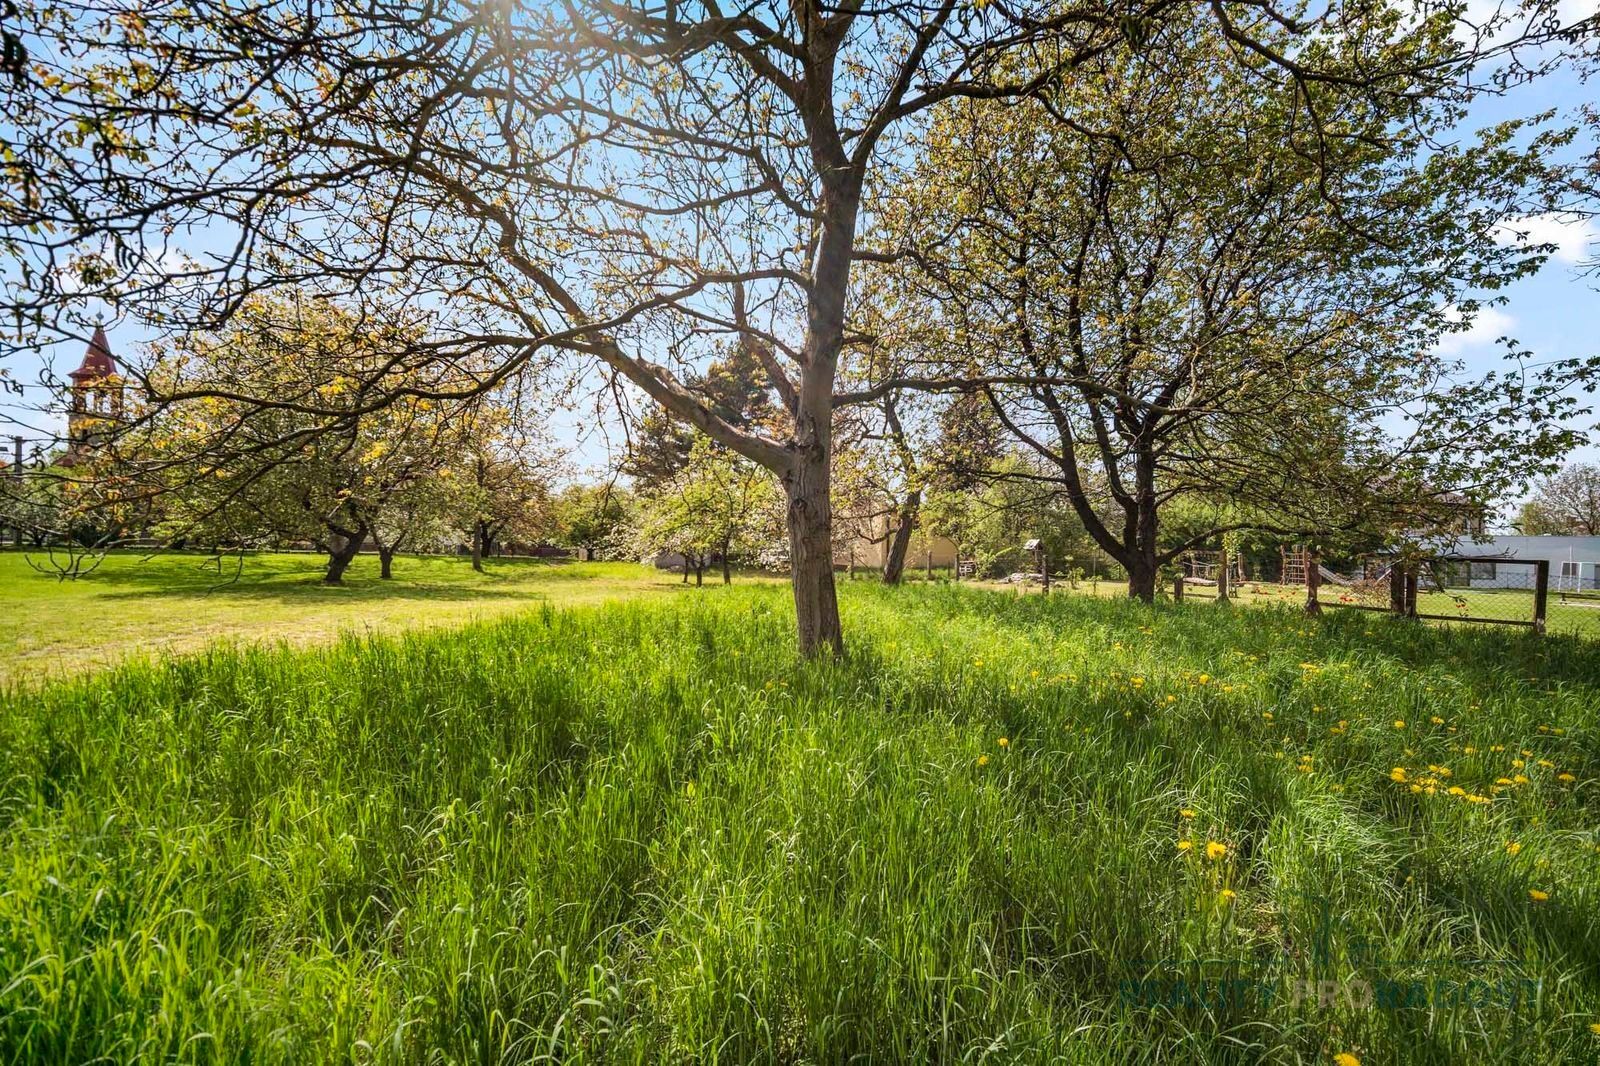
[1311, 555, 1598, 637]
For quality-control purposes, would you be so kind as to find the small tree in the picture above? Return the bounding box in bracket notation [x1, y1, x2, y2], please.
[634, 439, 782, 585]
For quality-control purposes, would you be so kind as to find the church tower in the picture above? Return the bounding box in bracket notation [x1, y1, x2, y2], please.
[62, 326, 123, 466]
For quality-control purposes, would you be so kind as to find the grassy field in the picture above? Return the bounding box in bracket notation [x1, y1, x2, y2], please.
[5, 578, 1600, 1063]
[0, 549, 781, 685]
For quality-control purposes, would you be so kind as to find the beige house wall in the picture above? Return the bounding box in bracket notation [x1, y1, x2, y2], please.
[834, 513, 959, 570]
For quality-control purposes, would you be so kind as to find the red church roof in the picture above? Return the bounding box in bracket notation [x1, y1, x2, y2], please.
[69, 326, 117, 383]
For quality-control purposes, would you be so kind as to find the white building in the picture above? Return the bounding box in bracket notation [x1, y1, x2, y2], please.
[1427, 535, 1600, 591]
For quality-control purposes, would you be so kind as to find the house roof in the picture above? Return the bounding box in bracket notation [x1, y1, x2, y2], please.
[68, 326, 117, 383]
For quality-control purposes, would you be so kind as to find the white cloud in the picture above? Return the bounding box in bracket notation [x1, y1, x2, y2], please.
[1436, 304, 1516, 355]
[1493, 213, 1600, 266]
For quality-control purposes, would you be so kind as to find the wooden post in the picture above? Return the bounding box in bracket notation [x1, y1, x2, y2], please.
[1534, 559, 1549, 635]
[1305, 549, 1321, 615]
[1389, 560, 1406, 615]
[1173, 570, 1184, 602]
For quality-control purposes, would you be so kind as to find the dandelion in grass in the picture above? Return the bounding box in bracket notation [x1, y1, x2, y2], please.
[1177, 840, 1194, 854]
[1529, 888, 1550, 902]
[1394, 720, 1406, 729]
[977, 755, 989, 767]
[1506, 841, 1522, 856]
[1206, 841, 1228, 860]
[1431, 716, 1444, 725]
[1219, 888, 1237, 902]
[1180, 808, 1196, 819]
[1560, 772, 1576, 783]
[1390, 767, 1408, 783]
[997, 737, 1009, 748]
[1589, 1022, 1600, 1035]
[1334, 1054, 1361, 1066]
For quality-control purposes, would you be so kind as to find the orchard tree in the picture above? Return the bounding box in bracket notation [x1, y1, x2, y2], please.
[458, 423, 560, 571]
[634, 437, 782, 585]
[138, 298, 472, 584]
[5, 0, 1586, 650]
[878, 15, 1596, 600]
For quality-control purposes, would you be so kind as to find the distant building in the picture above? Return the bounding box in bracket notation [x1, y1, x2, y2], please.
[61, 326, 124, 467]
[834, 510, 958, 572]
[1428, 534, 1600, 591]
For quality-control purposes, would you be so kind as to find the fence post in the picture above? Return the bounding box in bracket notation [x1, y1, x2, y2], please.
[1173, 570, 1184, 602]
[1534, 560, 1549, 636]
[1305, 549, 1321, 615]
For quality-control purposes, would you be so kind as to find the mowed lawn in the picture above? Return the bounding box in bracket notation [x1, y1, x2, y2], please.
[0, 550, 782, 685]
[5, 577, 1600, 1062]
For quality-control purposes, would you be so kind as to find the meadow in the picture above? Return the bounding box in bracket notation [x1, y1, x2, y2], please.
[4, 574, 1600, 1063]
[0, 550, 781, 685]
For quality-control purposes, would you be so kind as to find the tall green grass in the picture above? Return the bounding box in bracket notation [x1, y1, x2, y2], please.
[4, 584, 1600, 1063]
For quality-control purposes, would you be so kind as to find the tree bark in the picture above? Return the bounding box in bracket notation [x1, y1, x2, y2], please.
[378, 546, 395, 580]
[323, 528, 365, 586]
[882, 489, 919, 586]
[471, 521, 485, 573]
[695, 553, 705, 586]
[783, 446, 844, 658]
[1215, 546, 1230, 603]
[1126, 555, 1158, 603]
[721, 538, 732, 585]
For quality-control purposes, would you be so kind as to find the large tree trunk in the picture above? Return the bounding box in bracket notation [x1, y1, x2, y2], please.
[323, 529, 364, 586]
[471, 522, 485, 573]
[783, 446, 843, 658]
[378, 546, 395, 580]
[882, 489, 919, 586]
[1215, 546, 1230, 603]
[721, 538, 732, 585]
[1127, 557, 1158, 603]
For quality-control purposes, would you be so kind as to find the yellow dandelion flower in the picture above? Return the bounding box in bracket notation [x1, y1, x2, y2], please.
[997, 737, 1009, 748]
[1219, 889, 1237, 901]
[1505, 841, 1522, 855]
[1431, 716, 1445, 725]
[1390, 767, 1408, 782]
[1394, 720, 1406, 729]
[977, 755, 989, 767]
[1529, 888, 1550, 902]
[1177, 840, 1194, 853]
[1205, 841, 1228, 860]
[1559, 772, 1576, 783]
[1180, 808, 1196, 819]
[1334, 1054, 1361, 1066]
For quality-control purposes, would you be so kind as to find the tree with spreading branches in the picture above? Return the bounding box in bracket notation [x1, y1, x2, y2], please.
[877, 13, 1597, 599]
